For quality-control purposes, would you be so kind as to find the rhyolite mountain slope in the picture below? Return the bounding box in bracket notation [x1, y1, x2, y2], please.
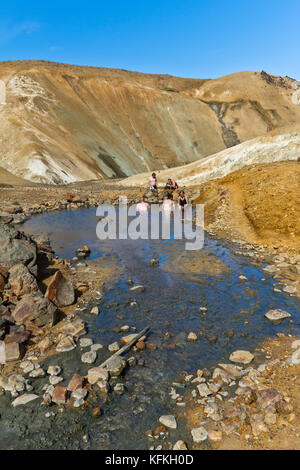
[0, 61, 299, 184]
[120, 129, 300, 187]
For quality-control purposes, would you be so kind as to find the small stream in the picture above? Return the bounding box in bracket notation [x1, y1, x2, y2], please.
[0, 207, 299, 450]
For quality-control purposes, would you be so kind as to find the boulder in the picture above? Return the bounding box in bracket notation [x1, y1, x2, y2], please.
[9, 264, 39, 297]
[12, 292, 58, 328]
[0, 223, 37, 274]
[45, 271, 75, 307]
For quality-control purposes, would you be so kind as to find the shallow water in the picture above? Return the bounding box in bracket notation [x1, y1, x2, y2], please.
[1, 207, 298, 450]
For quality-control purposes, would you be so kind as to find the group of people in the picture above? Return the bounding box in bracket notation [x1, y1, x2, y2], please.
[135, 172, 189, 214]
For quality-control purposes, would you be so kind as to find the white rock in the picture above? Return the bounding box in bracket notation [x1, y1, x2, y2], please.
[197, 383, 212, 397]
[187, 332, 197, 341]
[129, 285, 144, 293]
[29, 368, 45, 378]
[11, 394, 39, 407]
[90, 306, 99, 315]
[49, 376, 63, 385]
[81, 351, 97, 364]
[47, 365, 61, 376]
[91, 343, 103, 351]
[290, 348, 300, 365]
[265, 309, 291, 323]
[229, 350, 254, 365]
[79, 338, 93, 348]
[292, 340, 300, 349]
[159, 415, 177, 429]
[191, 427, 208, 442]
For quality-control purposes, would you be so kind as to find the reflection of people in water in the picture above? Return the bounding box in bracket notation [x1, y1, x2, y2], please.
[162, 193, 174, 213]
[149, 173, 157, 190]
[136, 197, 150, 214]
[178, 190, 189, 212]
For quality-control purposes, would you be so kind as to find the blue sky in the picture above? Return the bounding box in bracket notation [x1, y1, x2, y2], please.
[0, 1, 299, 79]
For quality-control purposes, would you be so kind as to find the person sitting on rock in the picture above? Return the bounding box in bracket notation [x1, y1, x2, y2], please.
[164, 178, 173, 190]
[136, 197, 150, 214]
[178, 190, 189, 212]
[149, 173, 157, 191]
[171, 179, 178, 190]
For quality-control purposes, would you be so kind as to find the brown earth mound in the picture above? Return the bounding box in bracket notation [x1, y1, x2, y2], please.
[193, 161, 300, 251]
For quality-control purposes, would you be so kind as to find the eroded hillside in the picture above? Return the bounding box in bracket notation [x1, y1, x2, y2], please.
[0, 61, 299, 183]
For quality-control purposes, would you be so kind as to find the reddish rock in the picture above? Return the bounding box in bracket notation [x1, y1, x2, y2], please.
[5, 342, 23, 362]
[52, 386, 67, 404]
[136, 340, 145, 350]
[92, 407, 101, 418]
[275, 399, 293, 415]
[4, 329, 30, 344]
[12, 293, 58, 328]
[45, 271, 75, 307]
[67, 373, 84, 392]
[257, 388, 281, 409]
[154, 425, 167, 435]
[0, 274, 6, 291]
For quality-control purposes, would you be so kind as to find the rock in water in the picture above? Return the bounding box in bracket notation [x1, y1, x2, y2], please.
[159, 415, 177, 429]
[81, 350, 97, 364]
[11, 393, 39, 407]
[264, 309, 291, 323]
[105, 356, 126, 376]
[129, 285, 144, 293]
[45, 271, 75, 307]
[229, 350, 254, 365]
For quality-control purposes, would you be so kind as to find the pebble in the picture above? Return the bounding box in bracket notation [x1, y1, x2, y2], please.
[79, 338, 93, 348]
[114, 383, 125, 394]
[49, 376, 63, 385]
[29, 367, 45, 378]
[47, 365, 62, 376]
[108, 342, 120, 352]
[173, 440, 188, 450]
[187, 332, 197, 341]
[90, 306, 99, 315]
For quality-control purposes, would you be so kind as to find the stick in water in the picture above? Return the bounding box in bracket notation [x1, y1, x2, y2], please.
[99, 326, 150, 368]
